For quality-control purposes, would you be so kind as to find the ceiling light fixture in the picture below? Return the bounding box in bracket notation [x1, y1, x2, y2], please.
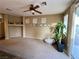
[31, 10, 35, 15]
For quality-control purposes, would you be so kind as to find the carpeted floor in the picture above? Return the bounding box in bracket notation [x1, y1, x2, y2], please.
[0, 38, 70, 59]
[0, 51, 21, 59]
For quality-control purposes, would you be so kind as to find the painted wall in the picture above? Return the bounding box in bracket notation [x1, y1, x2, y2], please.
[2, 14, 63, 40]
[25, 14, 63, 40]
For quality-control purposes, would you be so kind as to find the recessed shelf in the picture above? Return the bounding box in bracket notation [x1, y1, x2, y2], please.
[8, 24, 23, 27]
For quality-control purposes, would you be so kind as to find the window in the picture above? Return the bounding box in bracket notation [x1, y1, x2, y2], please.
[63, 14, 68, 35]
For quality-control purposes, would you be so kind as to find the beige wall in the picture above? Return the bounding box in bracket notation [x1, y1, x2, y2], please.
[1, 14, 63, 40]
[25, 14, 63, 40]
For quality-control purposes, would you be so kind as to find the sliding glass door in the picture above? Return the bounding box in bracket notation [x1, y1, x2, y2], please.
[72, 5, 79, 59]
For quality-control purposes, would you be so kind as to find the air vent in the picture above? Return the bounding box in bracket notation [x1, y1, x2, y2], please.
[6, 8, 12, 11]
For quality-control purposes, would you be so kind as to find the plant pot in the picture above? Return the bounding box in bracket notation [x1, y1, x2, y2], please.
[57, 42, 64, 52]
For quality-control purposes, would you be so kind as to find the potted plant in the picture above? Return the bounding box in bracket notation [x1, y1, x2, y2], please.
[54, 21, 65, 52]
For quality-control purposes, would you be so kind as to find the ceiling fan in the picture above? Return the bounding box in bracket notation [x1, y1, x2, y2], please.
[24, 4, 42, 14]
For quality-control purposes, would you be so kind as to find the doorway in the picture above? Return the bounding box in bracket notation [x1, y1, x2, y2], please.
[0, 14, 5, 39]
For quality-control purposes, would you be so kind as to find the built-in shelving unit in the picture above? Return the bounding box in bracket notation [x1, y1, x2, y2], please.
[4, 15, 24, 39]
[8, 15, 23, 26]
[8, 24, 23, 27]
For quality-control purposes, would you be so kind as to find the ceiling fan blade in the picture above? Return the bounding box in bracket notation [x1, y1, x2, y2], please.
[34, 9, 42, 14]
[24, 10, 30, 12]
[34, 5, 39, 9]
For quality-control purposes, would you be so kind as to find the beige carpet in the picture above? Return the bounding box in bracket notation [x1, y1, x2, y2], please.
[0, 51, 22, 59]
[0, 38, 70, 59]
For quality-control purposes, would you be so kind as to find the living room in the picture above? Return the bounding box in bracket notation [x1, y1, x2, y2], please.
[0, 0, 78, 59]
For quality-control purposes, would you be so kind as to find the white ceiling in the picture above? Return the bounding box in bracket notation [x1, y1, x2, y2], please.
[0, 0, 73, 16]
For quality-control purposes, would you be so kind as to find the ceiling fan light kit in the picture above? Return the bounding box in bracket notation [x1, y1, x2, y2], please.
[32, 12, 34, 15]
[31, 10, 34, 13]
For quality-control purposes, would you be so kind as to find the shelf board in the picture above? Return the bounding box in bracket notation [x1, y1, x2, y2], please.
[8, 24, 23, 27]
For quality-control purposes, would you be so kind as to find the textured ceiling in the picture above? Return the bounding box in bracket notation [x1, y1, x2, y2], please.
[0, 0, 73, 16]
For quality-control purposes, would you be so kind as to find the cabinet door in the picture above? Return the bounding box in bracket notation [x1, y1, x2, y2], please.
[8, 27, 22, 38]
